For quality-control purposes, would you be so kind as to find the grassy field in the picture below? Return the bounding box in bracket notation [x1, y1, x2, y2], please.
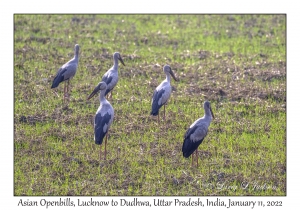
[14, 14, 286, 196]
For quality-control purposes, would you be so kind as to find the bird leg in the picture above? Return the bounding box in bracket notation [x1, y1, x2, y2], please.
[104, 130, 108, 160]
[163, 104, 166, 121]
[63, 81, 67, 103]
[193, 150, 196, 167]
[110, 91, 113, 100]
[67, 80, 70, 96]
[117, 147, 120, 159]
[158, 112, 160, 124]
[66, 80, 70, 101]
[196, 148, 199, 167]
[99, 145, 102, 160]
[191, 151, 195, 166]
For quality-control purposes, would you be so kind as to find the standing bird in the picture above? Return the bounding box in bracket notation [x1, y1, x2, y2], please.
[89, 52, 125, 100]
[87, 82, 114, 160]
[151, 65, 178, 122]
[51, 44, 80, 103]
[182, 101, 214, 167]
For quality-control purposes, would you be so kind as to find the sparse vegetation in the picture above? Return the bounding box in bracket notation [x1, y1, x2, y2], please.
[14, 14, 286, 196]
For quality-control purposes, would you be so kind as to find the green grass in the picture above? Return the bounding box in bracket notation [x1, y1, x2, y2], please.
[14, 14, 286, 196]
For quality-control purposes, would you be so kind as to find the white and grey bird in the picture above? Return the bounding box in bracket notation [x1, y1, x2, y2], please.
[51, 44, 80, 103]
[89, 52, 125, 100]
[150, 64, 178, 122]
[87, 81, 114, 160]
[182, 101, 214, 167]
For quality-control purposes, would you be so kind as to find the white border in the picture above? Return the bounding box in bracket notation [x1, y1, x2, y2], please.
[2, 0, 297, 209]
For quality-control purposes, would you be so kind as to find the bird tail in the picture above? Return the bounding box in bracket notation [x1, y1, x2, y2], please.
[182, 137, 202, 158]
[51, 79, 61, 88]
[94, 126, 107, 145]
[51, 68, 66, 88]
[104, 88, 111, 96]
[95, 137, 104, 145]
[150, 102, 161, 116]
[182, 139, 193, 158]
[150, 109, 159, 116]
[51, 74, 64, 88]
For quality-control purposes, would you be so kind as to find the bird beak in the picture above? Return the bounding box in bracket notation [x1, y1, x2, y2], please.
[210, 107, 215, 119]
[118, 56, 125, 66]
[87, 85, 100, 100]
[170, 69, 178, 81]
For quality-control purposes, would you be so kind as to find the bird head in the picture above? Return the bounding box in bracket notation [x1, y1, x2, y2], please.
[113, 52, 125, 66]
[87, 82, 107, 100]
[204, 101, 214, 119]
[163, 65, 178, 81]
[74, 44, 80, 54]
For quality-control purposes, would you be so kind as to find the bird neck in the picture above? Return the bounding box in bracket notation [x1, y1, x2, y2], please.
[99, 89, 107, 103]
[74, 50, 79, 60]
[74, 50, 79, 59]
[204, 109, 213, 122]
[166, 73, 171, 83]
[113, 57, 119, 69]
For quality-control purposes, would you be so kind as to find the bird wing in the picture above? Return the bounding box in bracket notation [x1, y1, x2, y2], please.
[51, 59, 78, 88]
[151, 88, 165, 116]
[150, 81, 171, 115]
[157, 81, 171, 105]
[61, 61, 78, 80]
[51, 67, 67, 88]
[187, 121, 208, 142]
[94, 105, 114, 145]
[182, 120, 208, 158]
[102, 71, 118, 96]
[102, 73, 113, 86]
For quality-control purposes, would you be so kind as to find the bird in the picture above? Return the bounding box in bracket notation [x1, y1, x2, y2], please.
[88, 52, 125, 100]
[87, 81, 114, 160]
[150, 64, 178, 123]
[182, 101, 214, 167]
[51, 44, 80, 103]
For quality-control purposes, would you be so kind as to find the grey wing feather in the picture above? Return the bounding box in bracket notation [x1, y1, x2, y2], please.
[51, 60, 77, 88]
[189, 122, 208, 142]
[182, 122, 208, 158]
[102, 71, 118, 96]
[61, 62, 77, 80]
[151, 88, 165, 116]
[51, 67, 67, 88]
[102, 75, 113, 87]
[94, 112, 113, 145]
[102, 75, 113, 96]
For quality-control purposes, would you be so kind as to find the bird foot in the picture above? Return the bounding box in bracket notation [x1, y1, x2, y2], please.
[52, 91, 59, 97]
[64, 93, 71, 102]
